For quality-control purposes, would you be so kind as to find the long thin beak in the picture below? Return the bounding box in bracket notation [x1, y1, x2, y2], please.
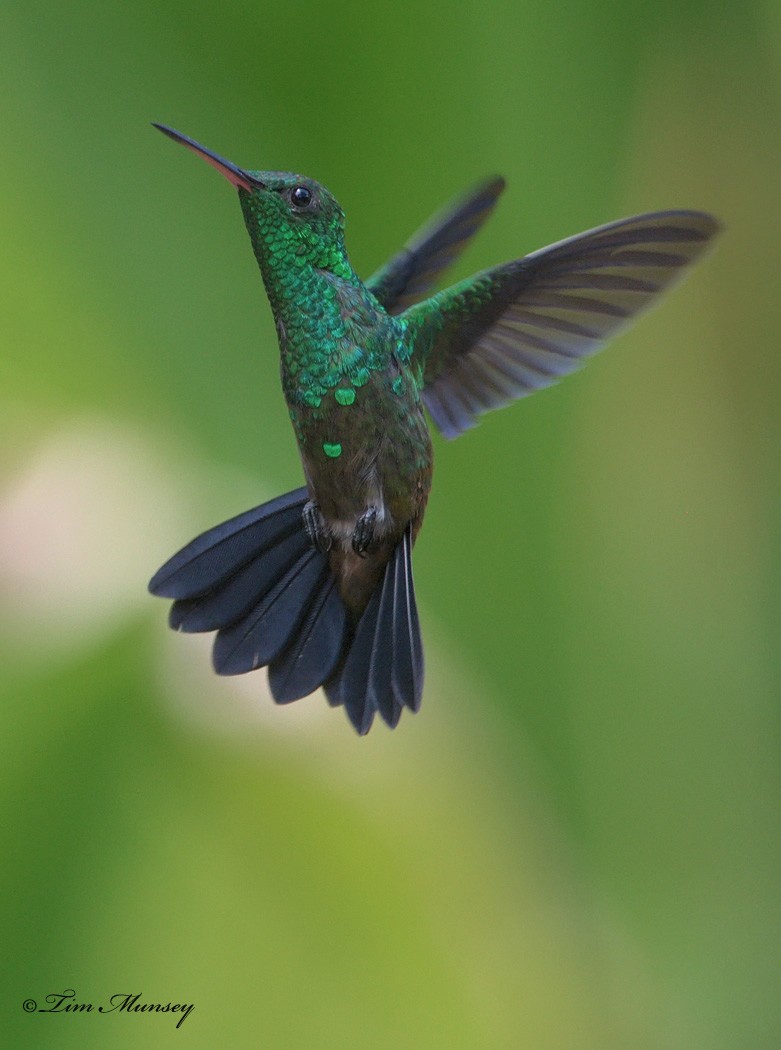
[152, 123, 264, 192]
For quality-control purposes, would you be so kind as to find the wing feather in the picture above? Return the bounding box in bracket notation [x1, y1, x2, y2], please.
[366, 176, 505, 314]
[407, 210, 720, 439]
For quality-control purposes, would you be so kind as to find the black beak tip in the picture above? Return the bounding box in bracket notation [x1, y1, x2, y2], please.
[151, 122, 182, 142]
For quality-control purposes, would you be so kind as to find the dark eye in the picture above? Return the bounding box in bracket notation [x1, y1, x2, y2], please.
[290, 185, 312, 209]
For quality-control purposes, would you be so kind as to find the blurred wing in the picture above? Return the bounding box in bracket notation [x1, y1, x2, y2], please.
[411, 211, 721, 439]
[366, 176, 506, 314]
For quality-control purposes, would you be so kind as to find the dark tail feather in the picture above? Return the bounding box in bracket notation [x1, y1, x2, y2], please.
[325, 526, 424, 735]
[149, 487, 345, 697]
[211, 549, 327, 674]
[148, 487, 310, 600]
[167, 526, 311, 633]
[268, 573, 347, 703]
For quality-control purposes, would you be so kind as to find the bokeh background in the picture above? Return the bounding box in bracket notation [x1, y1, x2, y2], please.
[1, 1, 778, 1047]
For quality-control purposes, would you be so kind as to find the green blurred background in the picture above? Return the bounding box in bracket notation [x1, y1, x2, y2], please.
[1, 1, 778, 1046]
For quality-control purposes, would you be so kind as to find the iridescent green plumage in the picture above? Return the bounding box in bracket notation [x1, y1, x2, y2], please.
[149, 123, 720, 734]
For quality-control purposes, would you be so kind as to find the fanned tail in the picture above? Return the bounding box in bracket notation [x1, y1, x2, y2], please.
[149, 488, 344, 701]
[149, 493, 424, 733]
[325, 527, 423, 735]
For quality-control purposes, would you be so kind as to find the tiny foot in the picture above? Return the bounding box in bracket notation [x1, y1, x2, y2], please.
[302, 501, 332, 553]
[352, 507, 378, 556]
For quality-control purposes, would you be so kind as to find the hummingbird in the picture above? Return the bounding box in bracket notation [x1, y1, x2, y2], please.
[148, 123, 720, 735]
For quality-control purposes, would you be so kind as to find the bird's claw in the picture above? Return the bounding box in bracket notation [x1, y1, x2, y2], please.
[303, 501, 332, 553]
[352, 508, 377, 556]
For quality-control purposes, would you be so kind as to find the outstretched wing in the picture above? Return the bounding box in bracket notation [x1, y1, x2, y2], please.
[407, 210, 721, 439]
[366, 176, 506, 314]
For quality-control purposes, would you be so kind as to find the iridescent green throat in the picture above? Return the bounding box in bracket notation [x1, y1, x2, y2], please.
[237, 183, 407, 447]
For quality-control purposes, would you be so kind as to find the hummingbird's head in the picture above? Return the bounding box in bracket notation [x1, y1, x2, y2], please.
[153, 124, 350, 277]
[236, 171, 348, 273]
